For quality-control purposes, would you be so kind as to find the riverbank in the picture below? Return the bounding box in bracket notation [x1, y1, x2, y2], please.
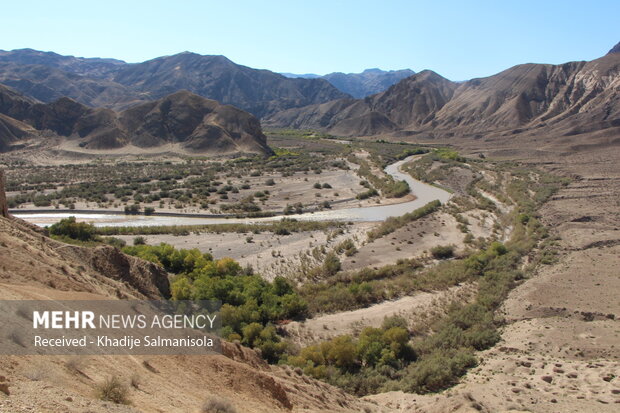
[14, 155, 452, 227]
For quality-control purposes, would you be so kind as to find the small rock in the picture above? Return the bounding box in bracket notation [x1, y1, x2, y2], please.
[541, 375, 553, 383]
[65, 396, 73, 402]
[0, 383, 9, 396]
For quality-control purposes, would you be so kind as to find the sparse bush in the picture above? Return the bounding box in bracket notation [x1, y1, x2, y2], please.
[356, 188, 378, 200]
[367, 200, 440, 241]
[133, 236, 147, 246]
[202, 396, 237, 413]
[130, 373, 141, 389]
[96, 376, 130, 405]
[65, 356, 86, 374]
[322, 252, 341, 276]
[124, 204, 140, 215]
[103, 237, 126, 248]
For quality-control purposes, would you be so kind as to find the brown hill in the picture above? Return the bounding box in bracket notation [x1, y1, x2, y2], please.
[0, 86, 272, 155]
[0, 114, 35, 151]
[265, 70, 458, 135]
[266, 52, 620, 139]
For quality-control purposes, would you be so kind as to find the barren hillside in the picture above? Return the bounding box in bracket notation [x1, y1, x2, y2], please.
[266, 52, 620, 141]
[0, 193, 377, 412]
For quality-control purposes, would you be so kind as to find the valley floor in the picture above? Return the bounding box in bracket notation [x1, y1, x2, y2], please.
[362, 139, 620, 412]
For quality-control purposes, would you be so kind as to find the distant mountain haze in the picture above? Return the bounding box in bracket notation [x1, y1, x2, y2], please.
[0, 48, 125, 78]
[282, 68, 415, 98]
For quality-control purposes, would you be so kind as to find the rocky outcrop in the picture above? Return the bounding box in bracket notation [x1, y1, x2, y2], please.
[0, 216, 171, 300]
[71, 245, 172, 299]
[0, 169, 8, 218]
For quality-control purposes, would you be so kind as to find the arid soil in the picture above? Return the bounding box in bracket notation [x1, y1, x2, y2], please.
[284, 284, 476, 347]
[341, 212, 467, 271]
[0, 215, 378, 413]
[115, 223, 371, 281]
[363, 137, 620, 412]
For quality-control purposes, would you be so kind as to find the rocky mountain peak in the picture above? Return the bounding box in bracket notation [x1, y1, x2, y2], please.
[608, 41, 620, 54]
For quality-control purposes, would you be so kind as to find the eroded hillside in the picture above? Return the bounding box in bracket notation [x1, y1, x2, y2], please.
[266, 52, 620, 141]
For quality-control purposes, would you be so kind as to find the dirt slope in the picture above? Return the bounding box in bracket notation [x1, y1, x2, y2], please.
[0, 214, 377, 412]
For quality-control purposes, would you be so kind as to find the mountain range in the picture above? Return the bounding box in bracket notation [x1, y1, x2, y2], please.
[266, 45, 620, 140]
[282, 68, 415, 98]
[1, 44, 619, 155]
[0, 49, 350, 118]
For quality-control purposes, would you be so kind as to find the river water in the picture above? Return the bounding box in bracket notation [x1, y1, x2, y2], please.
[13, 155, 451, 227]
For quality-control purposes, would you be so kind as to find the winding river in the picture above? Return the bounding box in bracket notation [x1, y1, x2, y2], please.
[13, 155, 452, 227]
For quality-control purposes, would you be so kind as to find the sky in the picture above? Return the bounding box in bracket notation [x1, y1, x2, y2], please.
[1, 0, 619, 81]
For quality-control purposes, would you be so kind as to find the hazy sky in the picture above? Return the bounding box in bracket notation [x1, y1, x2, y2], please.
[2, 0, 618, 80]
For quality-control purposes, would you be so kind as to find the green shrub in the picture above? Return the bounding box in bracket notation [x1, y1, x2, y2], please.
[124, 204, 140, 214]
[49, 217, 96, 241]
[400, 349, 476, 393]
[103, 237, 126, 248]
[122, 244, 307, 359]
[430, 245, 454, 260]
